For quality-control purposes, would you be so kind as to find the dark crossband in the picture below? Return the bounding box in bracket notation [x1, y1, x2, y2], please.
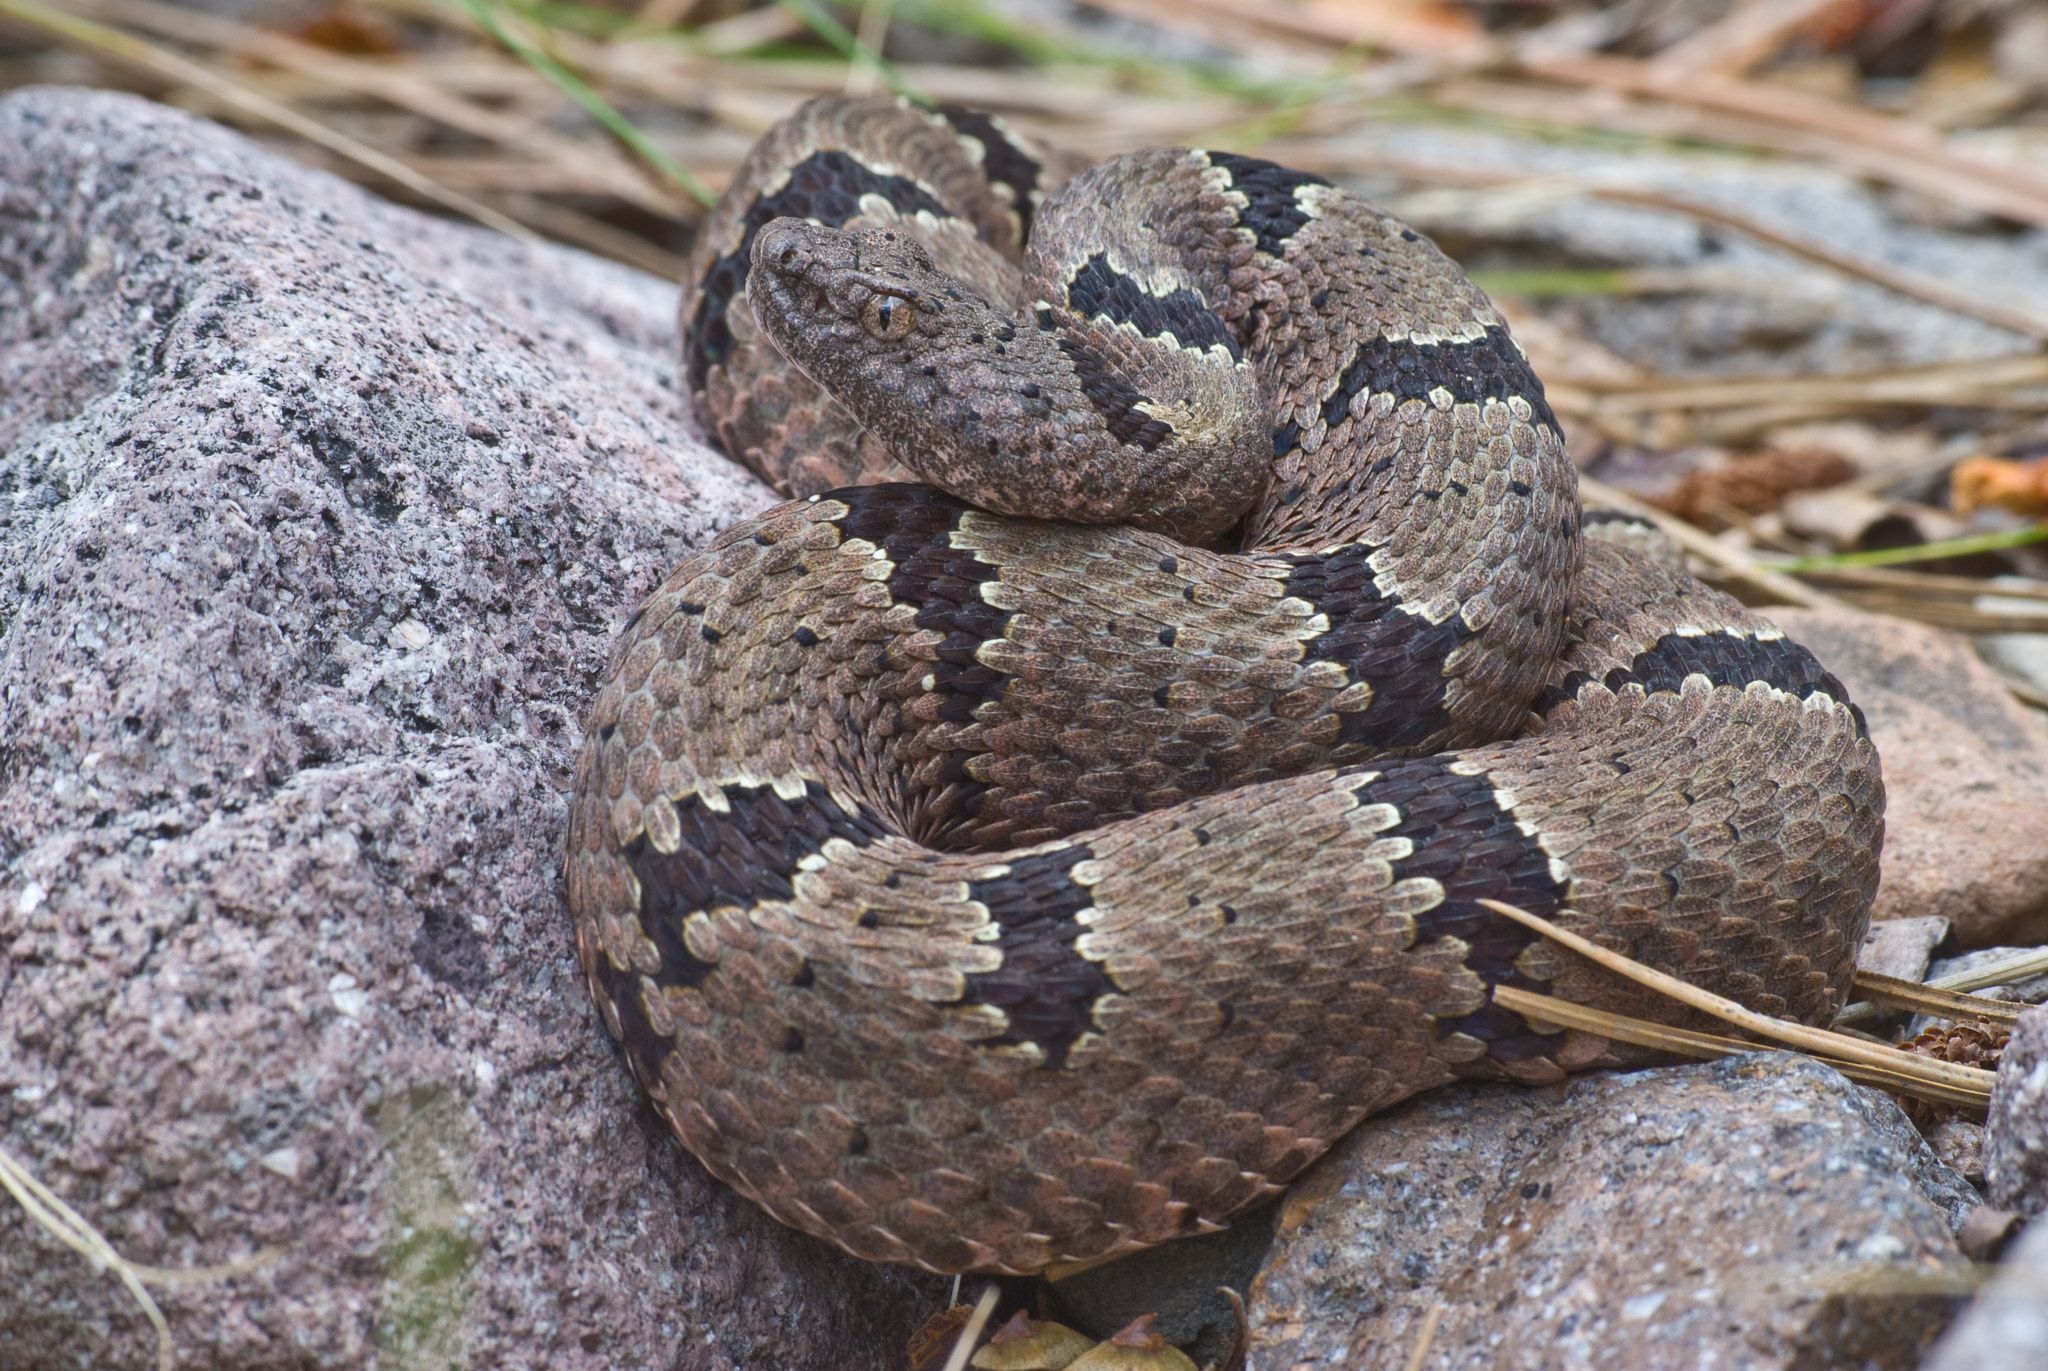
[1206, 152, 1330, 257]
[1542, 630, 1867, 736]
[689, 150, 953, 391]
[934, 105, 1048, 242]
[1282, 544, 1472, 752]
[1315, 325, 1561, 441]
[1352, 757, 1569, 1062]
[604, 780, 889, 1084]
[1055, 336, 1175, 451]
[952, 845, 1109, 1067]
[1063, 253, 1241, 360]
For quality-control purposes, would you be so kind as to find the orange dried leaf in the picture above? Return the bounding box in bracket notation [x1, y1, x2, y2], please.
[1950, 455, 2048, 517]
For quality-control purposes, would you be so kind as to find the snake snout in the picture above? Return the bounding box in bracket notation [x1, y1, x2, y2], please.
[751, 217, 853, 282]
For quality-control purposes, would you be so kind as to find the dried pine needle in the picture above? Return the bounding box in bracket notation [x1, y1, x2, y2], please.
[1478, 898, 1997, 1107]
[940, 1283, 1002, 1371]
[1491, 984, 1992, 1109]
[1847, 971, 2023, 1026]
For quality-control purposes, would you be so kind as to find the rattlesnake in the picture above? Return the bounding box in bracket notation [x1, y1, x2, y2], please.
[564, 97, 1884, 1276]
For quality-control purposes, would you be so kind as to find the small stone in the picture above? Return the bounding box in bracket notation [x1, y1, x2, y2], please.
[1927, 1120, 1987, 1185]
[388, 617, 432, 651]
[1957, 1206, 2023, 1262]
[326, 973, 369, 1020]
[257, 1148, 302, 1180]
[1857, 915, 1952, 981]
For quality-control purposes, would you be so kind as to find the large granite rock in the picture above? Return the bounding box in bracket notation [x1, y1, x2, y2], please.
[0, 87, 943, 1368]
[1245, 1054, 1974, 1371]
[1986, 1004, 2048, 1219]
[1770, 606, 2048, 947]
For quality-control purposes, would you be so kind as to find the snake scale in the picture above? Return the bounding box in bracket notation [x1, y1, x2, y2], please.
[565, 97, 1885, 1277]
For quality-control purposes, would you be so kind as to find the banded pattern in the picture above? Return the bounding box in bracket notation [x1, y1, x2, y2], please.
[571, 97, 1886, 1275]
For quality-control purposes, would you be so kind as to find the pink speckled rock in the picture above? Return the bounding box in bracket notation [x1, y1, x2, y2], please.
[1771, 606, 2048, 946]
[0, 87, 940, 1369]
[1247, 1054, 1974, 1371]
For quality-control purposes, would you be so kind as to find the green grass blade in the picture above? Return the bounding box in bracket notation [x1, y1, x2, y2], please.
[1768, 524, 2048, 572]
[458, 0, 716, 207]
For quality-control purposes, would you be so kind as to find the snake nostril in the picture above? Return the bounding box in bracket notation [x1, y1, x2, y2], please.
[779, 245, 798, 268]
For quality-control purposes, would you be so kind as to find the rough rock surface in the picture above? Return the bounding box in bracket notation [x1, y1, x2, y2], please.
[1919, 1216, 2048, 1371]
[0, 88, 945, 1369]
[1855, 915, 1951, 982]
[1770, 606, 2048, 946]
[1246, 1054, 1975, 1371]
[1986, 1005, 2048, 1218]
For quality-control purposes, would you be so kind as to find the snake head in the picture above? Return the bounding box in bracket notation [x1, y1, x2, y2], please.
[749, 218, 979, 355]
[746, 216, 1264, 543]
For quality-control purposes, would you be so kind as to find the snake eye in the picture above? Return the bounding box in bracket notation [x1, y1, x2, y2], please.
[860, 293, 917, 341]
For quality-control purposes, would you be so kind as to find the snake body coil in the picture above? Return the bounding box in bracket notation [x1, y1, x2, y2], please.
[566, 98, 1884, 1276]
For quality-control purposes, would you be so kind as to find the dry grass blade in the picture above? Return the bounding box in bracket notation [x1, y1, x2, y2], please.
[1492, 984, 1994, 1108]
[1645, 0, 1840, 78]
[1789, 564, 2048, 603]
[1579, 354, 2048, 414]
[0, 0, 538, 242]
[0, 1144, 285, 1371]
[1267, 149, 2048, 342]
[1476, 898, 1998, 1099]
[1577, 476, 1840, 610]
[457, 0, 716, 205]
[1079, 0, 1490, 63]
[77, 0, 695, 220]
[1998, 673, 2048, 712]
[1802, 594, 2048, 637]
[1847, 972, 2023, 1025]
[1588, 187, 2048, 344]
[0, 1145, 169, 1371]
[939, 1283, 1001, 1371]
[492, 194, 688, 279]
[1510, 52, 2048, 233]
[1401, 1302, 1448, 1371]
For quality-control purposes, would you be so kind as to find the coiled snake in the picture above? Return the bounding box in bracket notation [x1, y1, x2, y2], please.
[565, 98, 1884, 1276]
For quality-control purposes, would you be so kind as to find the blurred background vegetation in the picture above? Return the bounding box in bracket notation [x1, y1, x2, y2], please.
[12, 0, 2048, 683]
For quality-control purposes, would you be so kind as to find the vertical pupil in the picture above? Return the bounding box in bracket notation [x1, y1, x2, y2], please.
[878, 300, 893, 329]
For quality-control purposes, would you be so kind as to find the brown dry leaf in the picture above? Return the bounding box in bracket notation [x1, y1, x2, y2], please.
[1651, 446, 1857, 527]
[908, 1304, 982, 1371]
[291, 7, 404, 56]
[1951, 454, 2048, 517]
